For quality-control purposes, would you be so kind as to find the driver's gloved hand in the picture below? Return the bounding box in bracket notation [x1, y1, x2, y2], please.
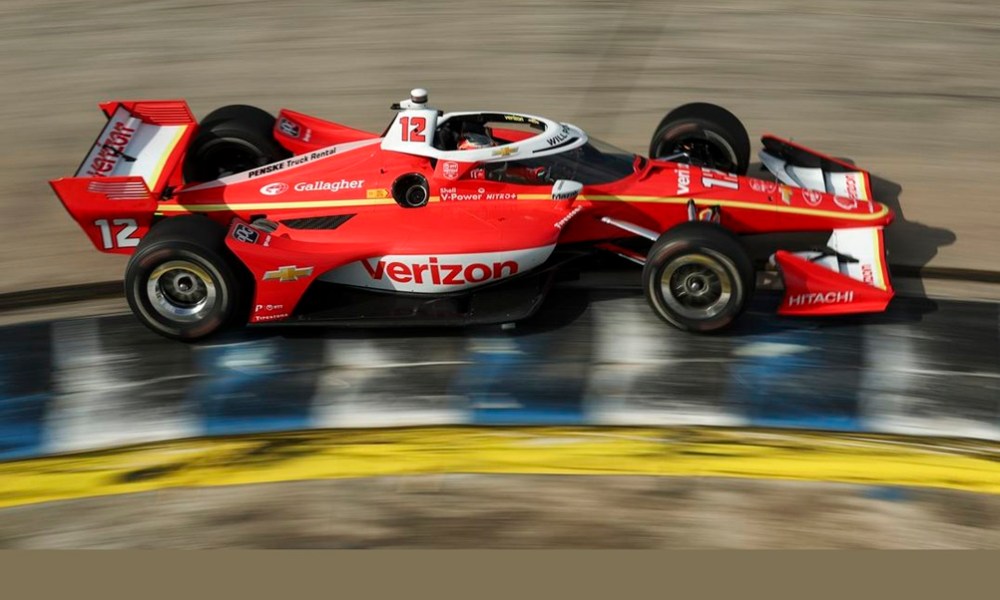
[529, 166, 550, 182]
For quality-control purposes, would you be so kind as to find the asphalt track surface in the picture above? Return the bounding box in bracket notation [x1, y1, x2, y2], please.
[1, 475, 996, 548]
[2, 0, 999, 294]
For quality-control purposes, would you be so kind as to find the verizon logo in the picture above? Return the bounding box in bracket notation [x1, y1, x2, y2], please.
[361, 257, 519, 285]
[677, 163, 690, 195]
[322, 246, 555, 292]
[861, 264, 875, 286]
[85, 120, 136, 177]
[787, 291, 854, 306]
[845, 174, 860, 199]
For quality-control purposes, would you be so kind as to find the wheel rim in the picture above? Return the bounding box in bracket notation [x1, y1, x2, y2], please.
[147, 260, 217, 322]
[654, 130, 738, 173]
[659, 254, 733, 320]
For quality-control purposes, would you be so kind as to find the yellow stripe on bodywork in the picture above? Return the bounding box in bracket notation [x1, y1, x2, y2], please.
[0, 427, 996, 509]
[872, 226, 887, 290]
[158, 195, 554, 212]
[157, 197, 404, 212]
[857, 173, 871, 201]
[580, 195, 891, 222]
[147, 125, 190, 191]
[157, 193, 890, 222]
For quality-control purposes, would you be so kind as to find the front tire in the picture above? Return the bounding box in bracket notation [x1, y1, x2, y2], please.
[642, 222, 754, 332]
[125, 217, 247, 341]
[649, 102, 751, 175]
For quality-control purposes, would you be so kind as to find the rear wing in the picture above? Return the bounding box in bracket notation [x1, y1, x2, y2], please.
[75, 100, 195, 190]
[50, 100, 196, 254]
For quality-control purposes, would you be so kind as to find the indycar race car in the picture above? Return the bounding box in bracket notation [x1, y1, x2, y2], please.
[51, 88, 894, 340]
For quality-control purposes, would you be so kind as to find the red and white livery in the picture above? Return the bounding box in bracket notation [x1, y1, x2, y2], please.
[51, 88, 894, 340]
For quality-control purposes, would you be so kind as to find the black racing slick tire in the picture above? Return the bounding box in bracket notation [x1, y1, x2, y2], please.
[648, 102, 751, 175]
[642, 221, 754, 333]
[183, 105, 290, 183]
[125, 217, 248, 341]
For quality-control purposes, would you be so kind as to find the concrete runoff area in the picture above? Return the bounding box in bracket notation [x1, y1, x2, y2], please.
[0, 476, 996, 549]
[1, 0, 998, 294]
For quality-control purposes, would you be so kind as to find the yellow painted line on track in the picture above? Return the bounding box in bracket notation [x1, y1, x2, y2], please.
[0, 427, 996, 509]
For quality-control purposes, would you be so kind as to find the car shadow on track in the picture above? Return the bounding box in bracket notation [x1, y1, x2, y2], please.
[244, 282, 597, 343]
[868, 172, 957, 297]
[726, 292, 941, 337]
[237, 284, 938, 345]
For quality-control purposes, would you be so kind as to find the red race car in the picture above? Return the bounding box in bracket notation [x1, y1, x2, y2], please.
[51, 88, 893, 340]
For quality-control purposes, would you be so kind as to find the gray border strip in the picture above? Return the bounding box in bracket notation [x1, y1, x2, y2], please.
[0, 281, 123, 312]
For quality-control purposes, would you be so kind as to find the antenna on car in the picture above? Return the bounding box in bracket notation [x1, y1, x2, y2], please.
[409, 88, 428, 104]
[392, 88, 429, 110]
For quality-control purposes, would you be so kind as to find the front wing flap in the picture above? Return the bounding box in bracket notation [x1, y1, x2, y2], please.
[774, 226, 893, 316]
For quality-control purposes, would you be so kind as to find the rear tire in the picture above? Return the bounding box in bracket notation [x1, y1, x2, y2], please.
[125, 217, 247, 341]
[642, 221, 754, 332]
[649, 102, 751, 175]
[183, 105, 290, 183]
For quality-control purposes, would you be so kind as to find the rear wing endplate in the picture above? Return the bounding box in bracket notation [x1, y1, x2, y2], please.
[51, 100, 196, 254]
[75, 100, 196, 195]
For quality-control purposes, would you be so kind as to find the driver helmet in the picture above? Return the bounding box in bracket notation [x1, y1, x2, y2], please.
[457, 132, 495, 151]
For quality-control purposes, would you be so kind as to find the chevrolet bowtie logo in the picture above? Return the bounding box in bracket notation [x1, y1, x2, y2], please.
[491, 146, 517, 157]
[263, 265, 314, 282]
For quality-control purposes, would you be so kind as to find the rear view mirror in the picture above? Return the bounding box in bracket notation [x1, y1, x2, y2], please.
[551, 180, 583, 202]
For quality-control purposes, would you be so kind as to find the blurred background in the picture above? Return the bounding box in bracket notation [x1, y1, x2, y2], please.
[4, 0, 1000, 293]
[0, 0, 1000, 547]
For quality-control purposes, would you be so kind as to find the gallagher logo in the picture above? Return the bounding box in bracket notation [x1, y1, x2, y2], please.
[260, 182, 288, 196]
[361, 257, 518, 285]
[442, 161, 459, 180]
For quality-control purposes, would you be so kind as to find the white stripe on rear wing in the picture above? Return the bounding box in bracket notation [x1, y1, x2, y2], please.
[827, 226, 891, 292]
[76, 103, 193, 194]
